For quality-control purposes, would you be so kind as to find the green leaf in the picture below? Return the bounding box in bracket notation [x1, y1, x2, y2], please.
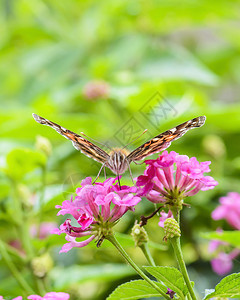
[202, 231, 240, 248]
[204, 273, 240, 299]
[50, 264, 136, 289]
[107, 280, 167, 300]
[5, 148, 46, 180]
[137, 47, 218, 86]
[144, 266, 188, 298]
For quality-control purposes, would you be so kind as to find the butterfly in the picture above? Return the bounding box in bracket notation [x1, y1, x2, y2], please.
[32, 113, 206, 177]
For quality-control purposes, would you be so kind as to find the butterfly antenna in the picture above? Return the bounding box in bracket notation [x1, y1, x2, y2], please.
[121, 129, 148, 150]
[80, 132, 112, 150]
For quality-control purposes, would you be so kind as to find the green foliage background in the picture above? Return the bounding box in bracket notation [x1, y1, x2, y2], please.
[0, 1, 240, 299]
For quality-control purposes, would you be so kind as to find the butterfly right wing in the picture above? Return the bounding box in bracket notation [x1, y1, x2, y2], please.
[32, 114, 110, 164]
[126, 116, 206, 162]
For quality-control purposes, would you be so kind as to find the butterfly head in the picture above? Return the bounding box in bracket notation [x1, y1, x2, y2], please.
[107, 148, 130, 175]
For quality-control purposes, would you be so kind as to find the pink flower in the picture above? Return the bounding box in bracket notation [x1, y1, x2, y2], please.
[211, 192, 240, 230]
[8, 240, 25, 256]
[53, 177, 141, 252]
[210, 249, 240, 276]
[166, 288, 175, 299]
[136, 151, 218, 206]
[208, 228, 240, 276]
[211, 252, 233, 276]
[158, 210, 173, 228]
[0, 293, 69, 300]
[83, 80, 109, 100]
[30, 222, 58, 239]
[28, 292, 70, 300]
[208, 228, 228, 253]
[43, 292, 69, 300]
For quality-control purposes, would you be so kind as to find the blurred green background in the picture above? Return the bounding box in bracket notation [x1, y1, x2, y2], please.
[0, 1, 240, 299]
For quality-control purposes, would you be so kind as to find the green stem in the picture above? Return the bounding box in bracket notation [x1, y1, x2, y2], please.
[36, 166, 49, 295]
[38, 166, 46, 235]
[11, 179, 23, 224]
[3, 241, 27, 263]
[21, 218, 35, 259]
[170, 210, 197, 300]
[171, 238, 197, 300]
[10, 179, 34, 259]
[10, 179, 45, 295]
[0, 239, 34, 294]
[36, 277, 47, 295]
[106, 234, 171, 300]
[139, 243, 156, 266]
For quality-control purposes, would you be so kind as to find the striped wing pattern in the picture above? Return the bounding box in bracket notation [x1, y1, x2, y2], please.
[126, 116, 206, 162]
[32, 114, 109, 164]
[33, 114, 206, 174]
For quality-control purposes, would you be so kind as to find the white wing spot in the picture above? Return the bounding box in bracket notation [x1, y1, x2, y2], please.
[170, 128, 177, 133]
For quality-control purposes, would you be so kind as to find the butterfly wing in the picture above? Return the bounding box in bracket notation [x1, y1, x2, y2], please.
[32, 114, 110, 164]
[126, 116, 206, 162]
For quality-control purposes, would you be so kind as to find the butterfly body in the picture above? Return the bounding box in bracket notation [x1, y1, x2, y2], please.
[107, 148, 130, 175]
[32, 113, 206, 176]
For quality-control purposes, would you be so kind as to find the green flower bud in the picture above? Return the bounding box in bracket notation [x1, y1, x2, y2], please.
[17, 184, 33, 208]
[202, 135, 226, 159]
[31, 252, 53, 278]
[164, 218, 181, 240]
[131, 223, 148, 247]
[35, 135, 52, 157]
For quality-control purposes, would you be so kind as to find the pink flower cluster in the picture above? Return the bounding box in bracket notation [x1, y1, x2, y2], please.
[210, 192, 240, 275]
[53, 177, 141, 252]
[136, 151, 218, 204]
[0, 292, 69, 300]
[211, 192, 240, 230]
[210, 246, 240, 276]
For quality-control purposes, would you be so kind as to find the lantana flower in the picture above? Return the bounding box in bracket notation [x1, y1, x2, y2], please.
[53, 177, 141, 252]
[0, 292, 69, 300]
[28, 292, 70, 300]
[209, 193, 240, 275]
[136, 151, 218, 210]
[211, 192, 240, 230]
[209, 230, 240, 275]
[210, 249, 240, 276]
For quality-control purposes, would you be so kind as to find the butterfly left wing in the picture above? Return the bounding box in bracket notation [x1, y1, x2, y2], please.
[32, 114, 110, 164]
[126, 116, 206, 162]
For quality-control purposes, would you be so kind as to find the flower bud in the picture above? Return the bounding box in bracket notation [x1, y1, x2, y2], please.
[166, 288, 176, 299]
[202, 135, 226, 159]
[131, 223, 148, 247]
[83, 80, 109, 100]
[17, 184, 33, 208]
[164, 218, 181, 240]
[31, 252, 53, 278]
[35, 135, 52, 157]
